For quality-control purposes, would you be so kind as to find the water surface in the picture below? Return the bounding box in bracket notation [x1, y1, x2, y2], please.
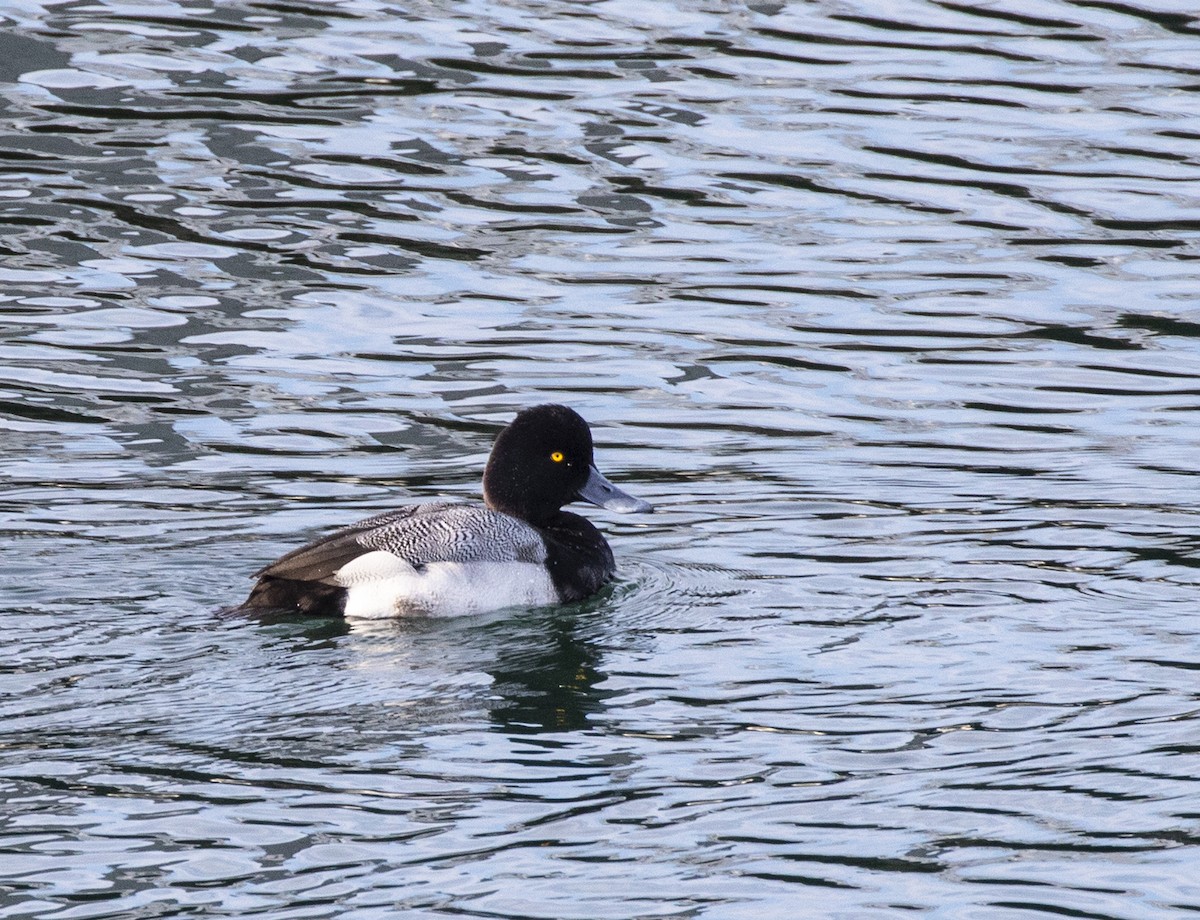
[3, 1, 1200, 917]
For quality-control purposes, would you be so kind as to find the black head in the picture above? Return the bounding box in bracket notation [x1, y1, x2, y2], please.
[483, 404, 596, 523]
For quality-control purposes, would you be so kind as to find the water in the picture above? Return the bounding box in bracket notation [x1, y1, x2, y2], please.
[3, 0, 1200, 916]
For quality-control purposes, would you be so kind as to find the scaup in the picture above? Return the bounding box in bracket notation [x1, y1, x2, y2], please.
[237, 404, 652, 618]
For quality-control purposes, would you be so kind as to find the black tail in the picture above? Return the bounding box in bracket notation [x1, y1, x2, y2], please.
[235, 576, 347, 618]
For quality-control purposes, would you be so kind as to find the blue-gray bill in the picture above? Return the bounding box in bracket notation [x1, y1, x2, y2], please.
[577, 465, 653, 513]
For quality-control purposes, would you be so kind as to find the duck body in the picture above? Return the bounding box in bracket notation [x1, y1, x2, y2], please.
[238, 405, 649, 618]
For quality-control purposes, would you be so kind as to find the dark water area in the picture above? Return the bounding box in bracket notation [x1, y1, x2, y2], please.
[3, 0, 1200, 917]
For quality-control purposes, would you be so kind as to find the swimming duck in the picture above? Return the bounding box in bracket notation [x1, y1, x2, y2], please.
[238, 404, 652, 617]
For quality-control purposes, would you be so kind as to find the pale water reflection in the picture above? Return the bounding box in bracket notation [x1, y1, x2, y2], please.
[3, 1, 1200, 917]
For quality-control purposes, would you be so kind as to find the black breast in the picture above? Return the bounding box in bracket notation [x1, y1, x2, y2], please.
[539, 512, 616, 602]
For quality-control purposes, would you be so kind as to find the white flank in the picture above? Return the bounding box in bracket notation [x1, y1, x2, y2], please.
[334, 551, 558, 618]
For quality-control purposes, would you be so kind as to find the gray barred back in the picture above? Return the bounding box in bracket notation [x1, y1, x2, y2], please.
[359, 503, 548, 568]
[255, 502, 547, 583]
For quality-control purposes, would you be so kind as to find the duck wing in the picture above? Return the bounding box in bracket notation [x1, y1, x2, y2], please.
[254, 503, 546, 583]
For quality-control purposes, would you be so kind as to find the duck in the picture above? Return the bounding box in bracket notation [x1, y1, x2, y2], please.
[237, 404, 652, 618]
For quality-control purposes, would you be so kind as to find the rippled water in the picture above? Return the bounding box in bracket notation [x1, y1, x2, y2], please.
[4, 0, 1200, 916]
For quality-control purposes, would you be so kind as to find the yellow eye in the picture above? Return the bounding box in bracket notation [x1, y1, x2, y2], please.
[550, 451, 564, 463]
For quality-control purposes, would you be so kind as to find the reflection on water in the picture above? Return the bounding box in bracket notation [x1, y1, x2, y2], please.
[4, 0, 1200, 917]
